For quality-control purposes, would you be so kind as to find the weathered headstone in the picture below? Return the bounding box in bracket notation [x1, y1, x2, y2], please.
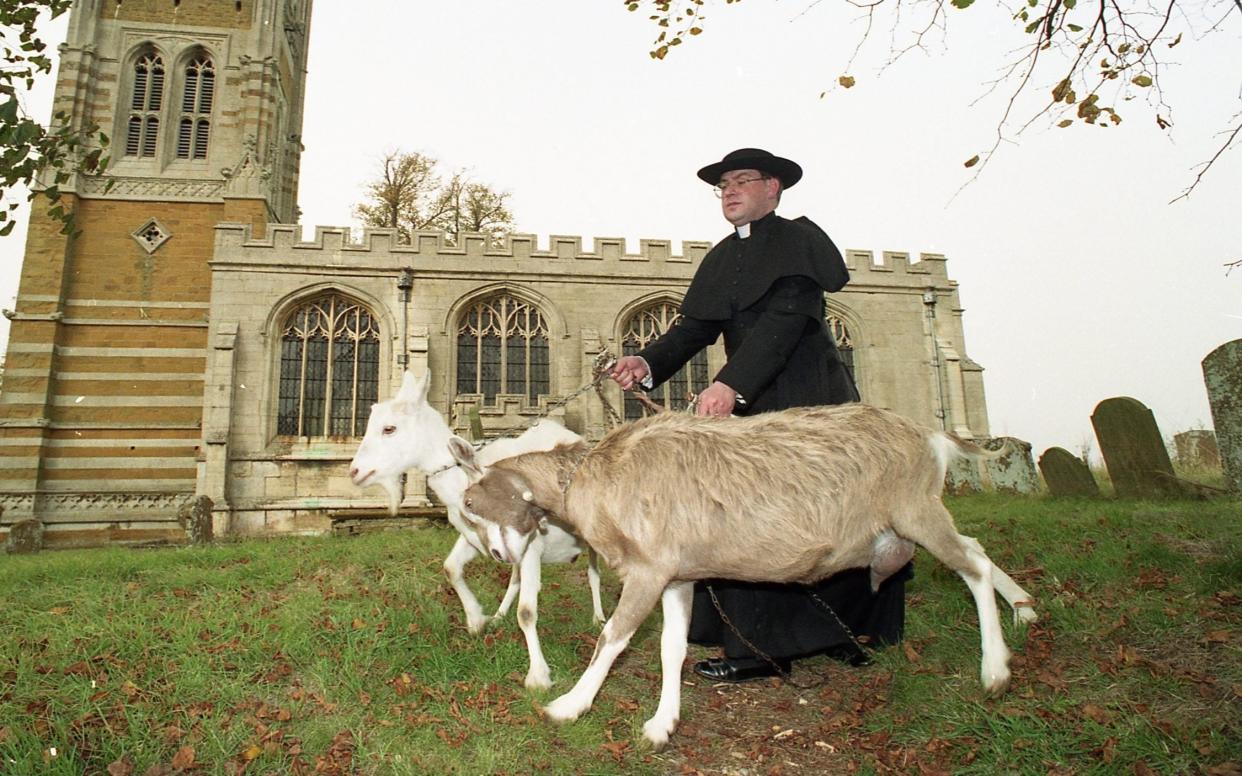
[6, 518, 44, 554]
[1173, 430, 1220, 469]
[1038, 447, 1100, 497]
[981, 437, 1040, 495]
[179, 495, 215, 545]
[1090, 397, 1180, 498]
[1203, 340, 1242, 494]
[945, 456, 983, 495]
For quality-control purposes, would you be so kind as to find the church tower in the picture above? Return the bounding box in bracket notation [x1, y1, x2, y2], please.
[0, 0, 312, 545]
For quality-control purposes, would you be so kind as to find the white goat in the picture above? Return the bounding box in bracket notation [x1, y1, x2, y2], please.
[451, 404, 1038, 749]
[348, 370, 605, 689]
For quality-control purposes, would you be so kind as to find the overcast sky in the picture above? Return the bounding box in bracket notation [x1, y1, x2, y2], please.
[2, 1, 1239, 461]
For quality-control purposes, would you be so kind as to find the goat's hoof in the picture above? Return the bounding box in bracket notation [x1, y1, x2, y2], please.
[524, 669, 552, 691]
[982, 672, 1011, 698]
[465, 616, 491, 635]
[642, 718, 677, 751]
[541, 695, 585, 723]
[1013, 605, 1038, 625]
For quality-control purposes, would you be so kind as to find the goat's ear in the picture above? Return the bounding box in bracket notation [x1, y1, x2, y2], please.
[448, 436, 483, 479]
[397, 370, 430, 406]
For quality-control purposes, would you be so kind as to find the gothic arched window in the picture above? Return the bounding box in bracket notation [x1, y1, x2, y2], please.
[277, 294, 380, 437]
[621, 301, 709, 420]
[176, 54, 214, 160]
[456, 295, 549, 404]
[124, 51, 164, 158]
[827, 316, 857, 386]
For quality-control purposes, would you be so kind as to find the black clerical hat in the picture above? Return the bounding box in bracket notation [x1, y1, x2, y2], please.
[696, 148, 803, 189]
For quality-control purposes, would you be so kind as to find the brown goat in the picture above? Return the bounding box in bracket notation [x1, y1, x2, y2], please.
[450, 403, 1037, 750]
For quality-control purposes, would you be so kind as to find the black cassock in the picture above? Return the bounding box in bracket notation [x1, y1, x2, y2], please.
[637, 211, 912, 661]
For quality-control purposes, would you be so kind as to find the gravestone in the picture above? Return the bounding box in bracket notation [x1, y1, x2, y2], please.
[1173, 430, 1220, 469]
[1038, 447, 1100, 497]
[944, 456, 983, 495]
[1090, 397, 1180, 498]
[179, 495, 214, 545]
[1203, 340, 1242, 494]
[6, 518, 44, 554]
[981, 437, 1040, 495]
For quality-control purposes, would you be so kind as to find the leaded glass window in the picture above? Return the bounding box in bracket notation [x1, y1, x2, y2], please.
[621, 302, 709, 420]
[176, 54, 214, 160]
[827, 316, 857, 385]
[456, 295, 549, 404]
[124, 52, 164, 158]
[277, 294, 380, 437]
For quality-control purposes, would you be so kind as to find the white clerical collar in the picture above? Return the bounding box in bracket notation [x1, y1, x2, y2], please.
[735, 223, 752, 239]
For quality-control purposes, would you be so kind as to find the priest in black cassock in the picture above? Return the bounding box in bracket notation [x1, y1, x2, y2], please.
[608, 148, 912, 682]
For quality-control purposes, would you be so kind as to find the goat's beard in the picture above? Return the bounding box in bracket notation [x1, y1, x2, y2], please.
[376, 476, 403, 516]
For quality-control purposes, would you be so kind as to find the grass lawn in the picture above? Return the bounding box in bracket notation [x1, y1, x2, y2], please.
[1, 494, 1238, 774]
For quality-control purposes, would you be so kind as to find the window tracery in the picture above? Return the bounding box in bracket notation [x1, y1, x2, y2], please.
[827, 315, 857, 385]
[620, 301, 708, 420]
[277, 294, 380, 437]
[456, 295, 550, 404]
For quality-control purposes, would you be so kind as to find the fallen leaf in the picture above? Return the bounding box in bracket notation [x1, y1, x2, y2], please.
[106, 757, 134, 776]
[170, 746, 195, 769]
[1081, 704, 1113, 724]
[601, 740, 630, 761]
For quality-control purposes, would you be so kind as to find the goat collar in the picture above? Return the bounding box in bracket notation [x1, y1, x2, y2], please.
[557, 445, 594, 497]
[427, 439, 487, 481]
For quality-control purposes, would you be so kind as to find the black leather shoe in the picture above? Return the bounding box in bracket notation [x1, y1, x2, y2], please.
[692, 656, 791, 683]
[824, 644, 873, 667]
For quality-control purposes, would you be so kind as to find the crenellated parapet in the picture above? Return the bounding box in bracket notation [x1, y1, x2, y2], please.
[214, 223, 958, 285]
[213, 223, 714, 275]
[843, 249, 954, 288]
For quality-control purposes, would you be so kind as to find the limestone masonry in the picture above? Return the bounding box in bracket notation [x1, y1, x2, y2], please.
[0, 0, 988, 545]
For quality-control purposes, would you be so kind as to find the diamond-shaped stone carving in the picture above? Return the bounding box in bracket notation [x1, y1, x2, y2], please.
[131, 218, 171, 253]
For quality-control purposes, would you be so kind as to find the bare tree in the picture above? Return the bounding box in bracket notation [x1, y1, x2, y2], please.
[352, 151, 443, 243]
[427, 171, 516, 244]
[626, 0, 1241, 198]
[354, 151, 515, 245]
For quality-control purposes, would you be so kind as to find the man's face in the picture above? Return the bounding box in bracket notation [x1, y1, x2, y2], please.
[717, 168, 780, 227]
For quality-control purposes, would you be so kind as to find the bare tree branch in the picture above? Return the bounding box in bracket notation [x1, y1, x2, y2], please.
[625, 0, 1241, 197]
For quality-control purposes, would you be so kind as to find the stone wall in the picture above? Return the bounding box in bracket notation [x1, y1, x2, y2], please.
[199, 223, 991, 532]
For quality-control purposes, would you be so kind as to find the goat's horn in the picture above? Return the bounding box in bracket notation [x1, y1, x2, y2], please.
[522, 490, 534, 502]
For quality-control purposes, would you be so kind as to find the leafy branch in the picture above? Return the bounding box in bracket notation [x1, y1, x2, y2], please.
[1, 0, 110, 237]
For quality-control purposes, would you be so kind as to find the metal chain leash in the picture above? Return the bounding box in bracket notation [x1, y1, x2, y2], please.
[704, 581, 874, 690]
[455, 350, 620, 448]
[432, 351, 620, 480]
[705, 583, 823, 690]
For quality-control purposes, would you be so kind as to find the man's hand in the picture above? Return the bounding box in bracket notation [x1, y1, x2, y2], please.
[609, 356, 650, 391]
[696, 381, 736, 417]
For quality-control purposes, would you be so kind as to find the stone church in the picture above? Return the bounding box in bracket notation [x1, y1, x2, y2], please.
[0, 0, 989, 547]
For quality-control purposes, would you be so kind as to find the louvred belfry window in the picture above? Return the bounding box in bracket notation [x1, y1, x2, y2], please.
[124, 52, 164, 158]
[277, 295, 380, 437]
[456, 295, 550, 404]
[176, 54, 214, 160]
[620, 302, 708, 420]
